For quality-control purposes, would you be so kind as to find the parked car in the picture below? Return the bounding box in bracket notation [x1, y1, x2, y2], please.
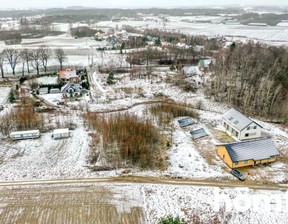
[231, 169, 245, 181]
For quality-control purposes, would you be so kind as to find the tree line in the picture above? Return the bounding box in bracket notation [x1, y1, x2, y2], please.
[0, 47, 67, 78]
[206, 42, 288, 123]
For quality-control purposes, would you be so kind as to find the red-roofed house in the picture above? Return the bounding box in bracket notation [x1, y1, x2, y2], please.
[59, 69, 79, 83]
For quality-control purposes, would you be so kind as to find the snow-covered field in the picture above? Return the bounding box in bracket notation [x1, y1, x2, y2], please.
[0, 127, 91, 181]
[98, 19, 288, 46]
[1, 182, 288, 224]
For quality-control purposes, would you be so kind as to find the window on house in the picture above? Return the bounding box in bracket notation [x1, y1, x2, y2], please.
[228, 117, 233, 121]
[244, 160, 248, 164]
[254, 126, 257, 129]
[247, 127, 250, 130]
[270, 156, 275, 159]
[236, 132, 239, 137]
[245, 133, 249, 137]
[235, 162, 239, 165]
[233, 120, 239, 125]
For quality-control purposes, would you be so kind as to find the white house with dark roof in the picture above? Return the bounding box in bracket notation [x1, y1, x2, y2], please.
[61, 82, 83, 98]
[222, 108, 262, 140]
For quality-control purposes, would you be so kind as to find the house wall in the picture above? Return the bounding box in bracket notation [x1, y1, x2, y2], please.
[231, 159, 254, 168]
[239, 123, 262, 140]
[222, 119, 261, 140]
[222, 120, 239, 138]
[255, 157, 277, 164]
[217, 146, 233, 168]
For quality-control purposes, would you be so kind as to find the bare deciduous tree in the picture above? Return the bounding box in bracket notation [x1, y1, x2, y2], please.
[0, 52, 5, 78]
[20, 49, 32, 74]
[54, 48, 66, 71]
[30, 49, 42, 76]
[3, 48, 19, 75]
[39, 46, 51, 72]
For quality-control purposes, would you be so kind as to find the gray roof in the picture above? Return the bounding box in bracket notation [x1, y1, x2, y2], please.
[61, 82, 82, 93]
[222, 108, 261, 131]
[219, 138, 279, 162]
[190, 128, 208, 140]
[178, 117, 195, 127]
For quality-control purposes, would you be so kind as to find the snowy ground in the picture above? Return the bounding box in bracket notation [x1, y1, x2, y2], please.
[39, 93, 63, 107]
[0, 87, 10, 105]
[0, 127, 91, 181]
[1, 64, 287, 184]
[36, 76, 58, 85]
[98, 18, 288, 47]
[1, 182, 288, 224]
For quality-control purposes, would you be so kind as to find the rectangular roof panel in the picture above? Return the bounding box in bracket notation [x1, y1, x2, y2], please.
[178, 117, 196, 127]
[222, 108, 254, 131]
[223, 138, 280, 162]
[190, 128, 208, 140]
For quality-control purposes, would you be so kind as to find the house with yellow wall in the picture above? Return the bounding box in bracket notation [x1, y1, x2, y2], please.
[217, 138, 279, 168]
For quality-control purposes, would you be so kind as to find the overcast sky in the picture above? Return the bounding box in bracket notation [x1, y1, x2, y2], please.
[0, 0, 287, 9]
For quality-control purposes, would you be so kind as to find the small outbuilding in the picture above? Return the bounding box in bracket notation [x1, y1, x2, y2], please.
[10, 130, 40, 140]
[52, 128, 72, 140]
[199, 59, 213, 71]
[38, 87, 49, 95]
[217, 138, 279, 168]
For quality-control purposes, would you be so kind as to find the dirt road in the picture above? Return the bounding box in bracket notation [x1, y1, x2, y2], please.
[0, 176, 286, 190]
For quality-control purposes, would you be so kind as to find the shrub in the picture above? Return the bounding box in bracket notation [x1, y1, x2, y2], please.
[150, 103, 199, 119]
[9, 91, 16, 103]
[107, 72, 114, 84]
[159, 216, 185, 224]
[19, 76, 27, 84]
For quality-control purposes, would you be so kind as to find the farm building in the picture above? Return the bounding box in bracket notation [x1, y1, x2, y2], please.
[61, 82, 83, 98]
[217, 138, 279, 168]
[58, 69, 79, 83]
[52, 129, 71, 140]
[10, 130, 40, 140]
[222, 108, 262, 140]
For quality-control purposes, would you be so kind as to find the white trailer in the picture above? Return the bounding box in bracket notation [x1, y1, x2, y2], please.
[10, 130, 40, 140]
[52, 128, 71, 140]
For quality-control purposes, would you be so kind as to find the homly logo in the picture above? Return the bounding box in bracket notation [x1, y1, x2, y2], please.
[213, 187, 286, 213]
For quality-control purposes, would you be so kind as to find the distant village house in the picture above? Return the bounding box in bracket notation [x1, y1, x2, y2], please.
[59, 69, 79, 83]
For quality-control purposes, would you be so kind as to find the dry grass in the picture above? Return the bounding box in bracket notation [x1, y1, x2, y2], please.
[209, 128, 235, 143]
[194, 139, 216, 166]
[150, 103, 199, 127]
[0, 105, 45, 135]
[83, 112, 165, 169]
